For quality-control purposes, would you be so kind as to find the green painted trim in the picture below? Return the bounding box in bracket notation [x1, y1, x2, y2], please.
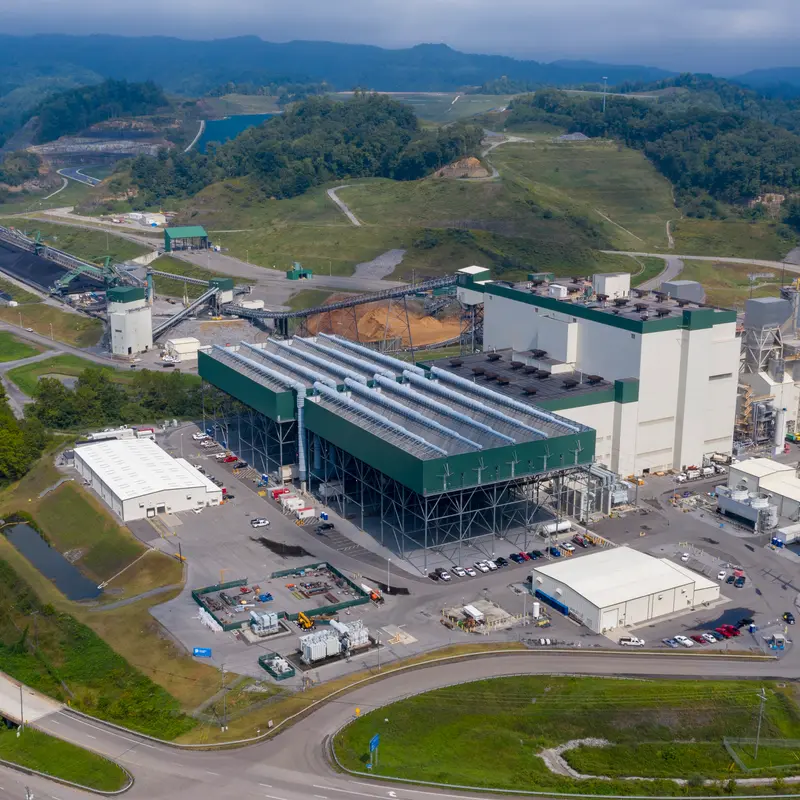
[482, 282, 735, 334]
[209, 278, 234, 291]
[614, 378, 640, 404]
[534, 387, 614, 411]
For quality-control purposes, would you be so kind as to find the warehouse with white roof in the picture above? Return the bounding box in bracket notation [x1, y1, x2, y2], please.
[531, 547, 719, 633]
[74, 438, 222, 521]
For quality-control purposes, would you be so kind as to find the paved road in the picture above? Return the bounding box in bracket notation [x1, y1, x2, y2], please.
[327, 186, 361, 227]
[637, 255, 685, 290]
[2, 651, 797, 800]
[0, 322, 118, 367]
[57, 167, 101, 186]
[606, 250, 800, 272]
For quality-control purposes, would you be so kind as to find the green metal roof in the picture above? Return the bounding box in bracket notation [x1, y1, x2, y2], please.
[107, 286, 145, 303]
[164, 226, 208, 240]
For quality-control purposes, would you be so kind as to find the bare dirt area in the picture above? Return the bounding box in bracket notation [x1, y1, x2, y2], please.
[306, 295, 461, 346]
[352, 248, 406, 280]
[435, 156, 489, 179]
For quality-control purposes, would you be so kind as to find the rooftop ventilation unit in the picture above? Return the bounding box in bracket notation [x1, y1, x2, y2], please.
[653, 291, 668, 301]
[531, 349, 547, 358]
[655, 307, 670, 318]
[596, 293, 609, 303]
[676, 298, 690, 307]
[483, 371, 497, 381]
[522, 365, 539, 374]
[613, 297, 628, 307]
[496, 376, 510, 385]
[536, 371, 551, 380]
[634, 302, 648, 312]
[632, 288, 647, 298]
[486, 353, 502, 362]
[562, 378, 579, 389]
[530, 279, 545, 287]
[571, 276, 585, 283]
[522, 387, 538, 395]
[587, 374, 604, 385]
[611, 309, 621, 315]
[471, 366, 485, 376]
[640, 313, 649, 320]
[509, 361, 524, 370]
[449, 358, 463, 367]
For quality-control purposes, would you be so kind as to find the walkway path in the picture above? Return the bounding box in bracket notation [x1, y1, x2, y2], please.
[326, 185, 361, 227]
[43, 177, 68, 200]
[184, 120, 206, 153]
[87, 583, 183, 613]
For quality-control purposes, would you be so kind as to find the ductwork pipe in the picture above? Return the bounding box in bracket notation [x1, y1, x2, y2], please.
[300, 337, 395, 379]
[313, 381, 447, 456]
[431, 366, 582, 433]
[372, 373, 514, 445]
[242, 342, 337, 388]
[402, 370, 548, 439]
[271, 339, 367, 385]
[318, 333, 426, 376]
[344, 378, 482, 451]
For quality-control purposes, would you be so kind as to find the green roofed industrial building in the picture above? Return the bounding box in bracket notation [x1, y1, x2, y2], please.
[199, 334, 600, 567]
[164, 226, 208, 252]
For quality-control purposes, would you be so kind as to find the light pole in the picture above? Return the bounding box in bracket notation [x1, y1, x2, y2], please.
[602, 76, 608, 113]
[754, 687, 767, 759]
[49, 323, 53, 341]
[180, 434, 184, 459]
[386, 558, 391, 592]
[220, 663, 228, 732]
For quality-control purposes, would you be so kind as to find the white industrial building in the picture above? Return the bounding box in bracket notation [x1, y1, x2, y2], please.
[724, 457, 800, 522]
[531, 547, 720, 633]
[108, 286, 153, 357]
[455, 269, 740, 475]
[74, 438, 222, 521]
[165, 337, 201, 361]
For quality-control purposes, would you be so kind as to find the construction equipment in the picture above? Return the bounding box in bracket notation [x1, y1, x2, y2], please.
[297, 611, 314, 630]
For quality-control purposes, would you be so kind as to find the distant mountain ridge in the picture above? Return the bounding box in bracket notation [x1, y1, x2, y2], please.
[0, 35, 674, 94]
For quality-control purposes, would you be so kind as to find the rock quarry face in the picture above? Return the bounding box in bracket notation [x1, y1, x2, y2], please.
[436, 156, 489, 179]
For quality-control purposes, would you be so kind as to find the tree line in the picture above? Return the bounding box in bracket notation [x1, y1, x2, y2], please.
[207, 80, 332, 106]
[126, 93, 484, 205]
[0, 151, 42, 186]
[28, 367, 202, 430]
[26, 79, 168, 144]
[0, 384, 48, 484]
[506, 88, 800, 216]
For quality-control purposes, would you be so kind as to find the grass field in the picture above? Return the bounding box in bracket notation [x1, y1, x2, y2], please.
[335, 676, 800, 792]
[0, 218, 150, 264]
[7, 354, 132, 396]
[287, 288, 335, 311]
[671, 219, 796, 261]
[151, 254, 253, 299]
[678, 260, 784, 309]
[0, 305, 103, 347]
[631, 256, 668, 287]
[0, 331, 41, 362]
[331, 92, 514, 123]
[0, 275, 41, 303]
[0, 178, 94, 215]
[0, 727, 128, 791]
[489, 140, 676, 250]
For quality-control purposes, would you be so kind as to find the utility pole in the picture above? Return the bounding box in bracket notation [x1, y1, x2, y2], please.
[754, 687, 767, 759]
[377, 639, 381, 672]
[220, 663, 228, 732]
[602, 76, 608, 113]
[19, 684, 24, 734]
[49, 323, 53, 341]
[386, 558, 391, 593]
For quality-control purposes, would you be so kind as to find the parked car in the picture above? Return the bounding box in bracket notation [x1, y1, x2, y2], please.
[250, 518, 270, 528]
[451, 566, 467, 578]
[464, 566, 477, 577]
[315, 523, 334, 534]
[690, 634, 707, 644]
[702, 632, 718, 644]
[530, 550, 544, 559]
[560, 542, 575, 553]
[572, 535, 588, 548]
[734, 576, 746, 588]
[192, 464, 205, 472]
[192, 432, 208, 441]
[474, 561, 491, 573]
[784, 612, 795, 625]
[428, 572, 440, 582]
[674, 634, 694, 647]
[233, 461, 248, 469]
[434, 567, 451, 581]
[495, 557, 509, 567]
[526, 551, 540, 560]
[549, 547, 562, 558]
[619, 636, 645, 647]
[662, 638, 679, 648]
[223, 455, 238, 463]
[484, 559, 498, 571]
[224, 493, 235, 500]
[737, 617, 754, 628]
[519, 551, 531, 561]
[725, 574, 736, 585]
[715, 627, 733, 638]
[721, 624, 741, 637]
[708, 630, 725, 641]
[680, 552, 690, 562]
[717, 570, 726, 581]
[509, 553, 525, 564]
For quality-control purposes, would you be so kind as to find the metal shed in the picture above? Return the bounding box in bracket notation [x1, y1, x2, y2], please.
[164, 226, 208, 253]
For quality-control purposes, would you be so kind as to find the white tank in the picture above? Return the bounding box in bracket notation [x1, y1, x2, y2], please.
[532, 601, 540, 619]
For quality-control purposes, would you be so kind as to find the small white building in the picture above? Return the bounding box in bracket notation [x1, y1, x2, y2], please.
[165, 337, 201, 361]
[531, 547, 720, 633]
[74, 438, 221, 521]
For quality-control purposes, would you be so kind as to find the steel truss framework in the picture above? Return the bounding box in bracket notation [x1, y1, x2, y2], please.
[308, 435, 589, 571]
[202, 383, 297, 477]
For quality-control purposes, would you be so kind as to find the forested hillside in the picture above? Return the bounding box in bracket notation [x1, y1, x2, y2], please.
[506, 89, 800, 215]
[126, 94, 483, 205]
[26, 79, 168, 144]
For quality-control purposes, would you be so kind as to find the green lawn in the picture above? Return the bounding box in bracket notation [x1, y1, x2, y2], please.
[287, 288, 335, 311]
[331, 92, 515, 123]
[0, 218, 150, 264]
[0, 305, 103, 348]
[678, 260, 784, 309]
[7, 355, 132, 396]
[0, 557, 195, 738]
[0, 178, 94, 214]
[631, 256, 668, 287]
[0, 331, 41, 362]
[150, 254, 253, 299]
[335, 676, 800, 793]
[672, 218, 796, 261]
[0, 275, 40, 303]
[0, 727, 128, 791]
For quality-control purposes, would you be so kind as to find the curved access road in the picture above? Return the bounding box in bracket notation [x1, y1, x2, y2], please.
[327, 186, 362, 227]
[4, 651, 796, 800]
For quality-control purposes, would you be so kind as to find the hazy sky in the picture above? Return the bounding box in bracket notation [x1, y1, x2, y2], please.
[0, 0, 798, 74]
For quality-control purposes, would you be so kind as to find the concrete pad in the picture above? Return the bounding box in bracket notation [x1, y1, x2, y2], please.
[0, 673, 61, 724]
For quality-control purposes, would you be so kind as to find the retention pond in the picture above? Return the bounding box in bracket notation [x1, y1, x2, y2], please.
[3, 523, 100, 600]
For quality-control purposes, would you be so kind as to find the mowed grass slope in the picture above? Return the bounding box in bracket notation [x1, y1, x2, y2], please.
[0, 331, 41, 362]
[7, 354, 133, 396]
[679, 260, 785, 308]
[336, 676, 800, 792]
[0, 304, 103, 347]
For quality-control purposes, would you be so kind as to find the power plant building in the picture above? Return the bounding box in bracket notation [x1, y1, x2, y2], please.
[459, 270, 740, 475]
[108, 286, 153, 356]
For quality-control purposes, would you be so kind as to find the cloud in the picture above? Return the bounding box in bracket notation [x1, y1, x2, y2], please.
[0, 0, 798, 73]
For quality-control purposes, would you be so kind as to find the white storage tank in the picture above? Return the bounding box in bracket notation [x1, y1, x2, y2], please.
[238, 299, 265, 310]
[548, 284, 568, 299]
